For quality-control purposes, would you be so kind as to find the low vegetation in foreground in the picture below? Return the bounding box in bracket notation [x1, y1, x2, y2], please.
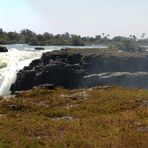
[0, 86, 148, 148]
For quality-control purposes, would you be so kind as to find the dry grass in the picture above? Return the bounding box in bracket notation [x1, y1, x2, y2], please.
[57, 48, 148, 58]
[0, 86, 148, 148]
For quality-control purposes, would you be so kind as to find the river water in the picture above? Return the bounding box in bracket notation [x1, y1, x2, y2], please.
[0, 44, 107, 96]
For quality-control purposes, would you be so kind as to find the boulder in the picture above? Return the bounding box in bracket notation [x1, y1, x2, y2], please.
[35, 47, 45, 50]
[0, 46, 8, 52]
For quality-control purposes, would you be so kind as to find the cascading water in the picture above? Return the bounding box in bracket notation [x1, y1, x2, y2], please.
[0, 45, 56, 96]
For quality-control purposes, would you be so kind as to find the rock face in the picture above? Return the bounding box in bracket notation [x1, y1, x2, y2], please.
[10, 50, 85, 93]
[0, 46, 8, 52]
[82, 72, 148, 88]
[10, 48, 148, 93]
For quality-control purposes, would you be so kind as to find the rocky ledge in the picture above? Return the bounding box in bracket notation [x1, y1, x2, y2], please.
[10, 48, 148, 93]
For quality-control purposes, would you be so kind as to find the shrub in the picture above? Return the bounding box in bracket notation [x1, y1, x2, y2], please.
[110, 39, 141, 52]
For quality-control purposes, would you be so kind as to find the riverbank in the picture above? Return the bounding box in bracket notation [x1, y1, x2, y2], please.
[0, 86, 148, 147]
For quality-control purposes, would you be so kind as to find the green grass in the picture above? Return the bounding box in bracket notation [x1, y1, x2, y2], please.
[0, 86, 148, 147]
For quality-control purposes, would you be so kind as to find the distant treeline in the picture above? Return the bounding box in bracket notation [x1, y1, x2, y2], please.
[0, 28, 147, 46]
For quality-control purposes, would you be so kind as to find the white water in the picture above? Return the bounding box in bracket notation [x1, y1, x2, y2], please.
[0, 45, 57, 96]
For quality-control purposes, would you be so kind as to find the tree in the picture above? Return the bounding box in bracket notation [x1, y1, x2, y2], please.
[43, 32, 53, 39]
[102, 33, 105, 37]
[21, 29, 34, 36]
[7, 32, 19, 41]
[110, 38, 139, 52]
[0, 28, 3, 35]
[95, 35, 102, 40]
[132, 35, 137, 41]
[62, 32, 70, 39]
[141, 33, 146, 39]
[29, 36, 38, 45]
[71, 35, 84, 46]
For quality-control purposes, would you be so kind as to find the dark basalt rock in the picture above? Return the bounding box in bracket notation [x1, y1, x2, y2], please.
[82, 72, 148, 88]
[67, 54, 82, 64]
[32, 84, 56, 91]
[0, 46, 8, 52]
[35, 47, 45, 50]
[10, 70, 36, 93]
[10, 51, 86, 93]
[10, 48, 148, 93]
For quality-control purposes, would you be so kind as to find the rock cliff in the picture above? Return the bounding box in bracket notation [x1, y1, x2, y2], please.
[10, 48, 148, 93]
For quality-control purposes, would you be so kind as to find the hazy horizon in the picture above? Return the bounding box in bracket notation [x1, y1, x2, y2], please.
[0, 0, 148, 37]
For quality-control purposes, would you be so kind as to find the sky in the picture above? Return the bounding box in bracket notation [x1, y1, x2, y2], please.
[0, 0, 148, 37]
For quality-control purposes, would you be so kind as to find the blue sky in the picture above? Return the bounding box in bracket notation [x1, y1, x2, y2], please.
[0, 0, 148, 37]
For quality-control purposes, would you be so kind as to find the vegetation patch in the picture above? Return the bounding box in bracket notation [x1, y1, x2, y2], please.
[0, 86, 148, 147]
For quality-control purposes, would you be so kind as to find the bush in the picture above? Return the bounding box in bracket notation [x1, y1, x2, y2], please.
[110, 39, 140, 52]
